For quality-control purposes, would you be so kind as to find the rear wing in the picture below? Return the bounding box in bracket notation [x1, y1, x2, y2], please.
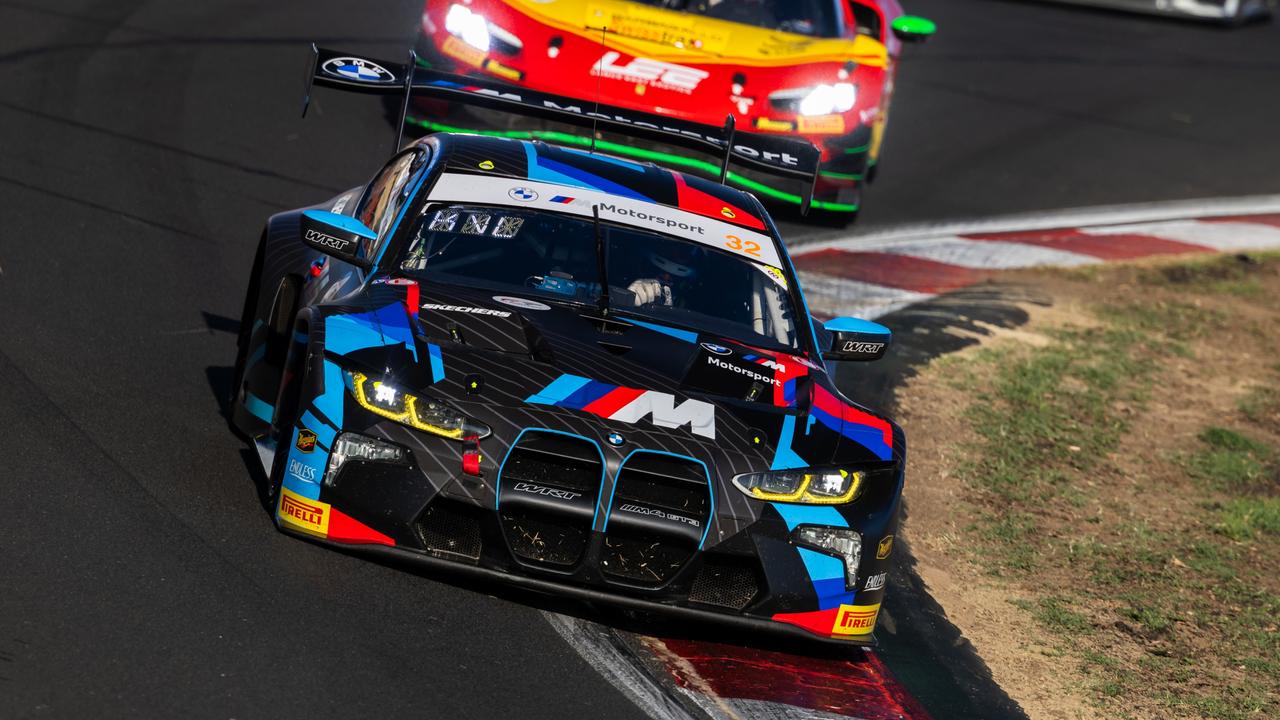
[303, 45, 822, 213]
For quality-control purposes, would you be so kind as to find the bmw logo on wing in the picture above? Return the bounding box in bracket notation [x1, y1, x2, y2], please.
[321, 57, 397, 84]
[508, 187, 539, 202]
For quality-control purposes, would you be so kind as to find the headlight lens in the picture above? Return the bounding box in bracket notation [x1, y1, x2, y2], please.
[771, 83, 858, 116]
[732, 468, 864, 504]
[326, 432, 408, 485]
[794, 526, 861, 590]
[348, 371, 490, 440]
[445, 3, 491, 52]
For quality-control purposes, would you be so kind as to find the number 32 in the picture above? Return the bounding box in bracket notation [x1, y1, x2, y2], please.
[725, 235, 761, 257]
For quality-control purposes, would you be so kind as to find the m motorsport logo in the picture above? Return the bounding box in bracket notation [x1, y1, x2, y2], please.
[527, 374, 716, 439]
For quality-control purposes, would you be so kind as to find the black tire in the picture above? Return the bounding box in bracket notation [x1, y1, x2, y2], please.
[264, 318, 310, 509]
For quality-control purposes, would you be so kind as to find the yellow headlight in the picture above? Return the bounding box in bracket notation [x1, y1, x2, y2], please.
[735, 469, 865, 505]
[349, 371, 488, 440]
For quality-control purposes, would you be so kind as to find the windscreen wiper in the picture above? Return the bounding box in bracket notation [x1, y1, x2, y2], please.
[593, 204, 610, 315]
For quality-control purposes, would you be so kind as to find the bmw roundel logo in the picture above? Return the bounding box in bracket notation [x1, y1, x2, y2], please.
[606, 432, 625, 447]
[509, 187, 539, 202]
[321, 57, 397, 84]
[701, 342, 732, 356]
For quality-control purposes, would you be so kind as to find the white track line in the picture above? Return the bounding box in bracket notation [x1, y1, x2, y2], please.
[1086, 219, 1280, 251]
[798, 272, 934, 319]
[879, 237, 1099, 269]
[543, 613, 695, 720]
[793, 193, 1280, 254]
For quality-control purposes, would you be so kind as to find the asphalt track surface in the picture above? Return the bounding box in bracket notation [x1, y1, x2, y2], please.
[0, 0, 1277, 718]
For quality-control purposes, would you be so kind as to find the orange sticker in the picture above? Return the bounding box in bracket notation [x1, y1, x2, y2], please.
[796, 114, 847, 135]
[442, 36, 486, 68]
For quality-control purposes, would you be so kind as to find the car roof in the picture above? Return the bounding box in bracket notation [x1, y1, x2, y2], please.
[429, 134, 774, 235]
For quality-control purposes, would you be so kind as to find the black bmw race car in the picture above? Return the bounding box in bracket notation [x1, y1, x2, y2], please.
[229, 49, 904, 645]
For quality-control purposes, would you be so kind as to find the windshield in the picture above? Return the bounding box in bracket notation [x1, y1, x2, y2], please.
[640, 0, 840, 38]
[399, 205, 800, 350]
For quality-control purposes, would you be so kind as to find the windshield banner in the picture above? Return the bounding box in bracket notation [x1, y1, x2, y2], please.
[426, 173, 782, 267]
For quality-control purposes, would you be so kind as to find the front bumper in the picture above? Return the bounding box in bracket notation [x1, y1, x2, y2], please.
[295, 528, 878, 647]
[275, 410, 897, 645]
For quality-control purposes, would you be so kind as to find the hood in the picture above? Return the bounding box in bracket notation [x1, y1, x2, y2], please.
[326, 278, 894, 465]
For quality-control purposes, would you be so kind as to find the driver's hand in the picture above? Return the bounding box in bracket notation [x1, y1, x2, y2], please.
[627, 279, 671, 307]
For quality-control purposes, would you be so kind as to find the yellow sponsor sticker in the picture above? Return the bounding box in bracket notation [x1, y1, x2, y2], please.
[482, 58, 523, 82]
[796, 114, 847, 135]
[442, 35, 486, 68]
[754, 117, 795, 133]
[279, 487, 331, 538]
[877, 534, 894, 560]
[833, 602, 880, 636]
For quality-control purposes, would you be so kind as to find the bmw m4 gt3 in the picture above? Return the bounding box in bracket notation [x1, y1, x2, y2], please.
[229, 51, 904, 644]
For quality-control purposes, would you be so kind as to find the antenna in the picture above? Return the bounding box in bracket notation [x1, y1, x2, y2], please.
[593, 204, 610, 315]
[718, 114, 735, 184]
[393, 49, 417, 152]
[589, 24, 607, 154]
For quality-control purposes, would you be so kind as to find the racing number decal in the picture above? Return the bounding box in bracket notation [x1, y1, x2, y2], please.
[725, 235, 762, 257]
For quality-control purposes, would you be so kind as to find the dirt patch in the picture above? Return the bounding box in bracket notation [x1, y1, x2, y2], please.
[896, 252, 1280, 720]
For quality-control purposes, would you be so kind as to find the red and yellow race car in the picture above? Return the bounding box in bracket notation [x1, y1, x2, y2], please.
[415, 0, 934, 221]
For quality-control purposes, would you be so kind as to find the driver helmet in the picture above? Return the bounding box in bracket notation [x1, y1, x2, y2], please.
[648, 246, 700, 283]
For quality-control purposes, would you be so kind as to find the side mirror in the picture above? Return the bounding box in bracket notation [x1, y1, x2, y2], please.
[300, 210, 375, 269]
[822, 317, 891, 361]
[891, 16, 936, 43]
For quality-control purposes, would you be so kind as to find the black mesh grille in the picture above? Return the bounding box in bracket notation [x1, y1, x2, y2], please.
[689, 557, 762, 610]
[602, 452, 710, 587]
[414, 500, 482, 562]
[501, 511, 588, 566]
[599, 534, 691, 585]
[611, 454, 709, 516]
[501, 434, 600, 493]
[497, 431, 603, 569]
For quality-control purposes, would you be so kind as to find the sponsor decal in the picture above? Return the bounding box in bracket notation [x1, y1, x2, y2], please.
[427, 174, 782, 266]
[420, 303, 512, 318]
[833, 603, 880, 635]
[617, 503, 702, 528]
[295, 428, 317, 453]
[876, 535, 894, 560]
[420, 88, 801, 170]
[478, 160, 495, 170]
[863, 572, 887, 591]
[701, 342, 732, 356]
[508, 186, 539, 202]
[513, 482, 581, 501]
[321, 57, 396, 84]
[305, 229, 353, 252]
[707, 355, 781, 387]
[442, 35, 486, 67]
[720, 207, 736, 219]
[493, 295, 551, 311]
[288, 457, 319, 484]
[528, 375, 717, 439]
[591, 51, 708, 94]
[278, 487, 330, 537]
[758, 264, 789, 290]
[599, 202, 705, 235]
[842, 340, 886, 354]
[796, 114, 847, 135]
[372, 277, 417, 286]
